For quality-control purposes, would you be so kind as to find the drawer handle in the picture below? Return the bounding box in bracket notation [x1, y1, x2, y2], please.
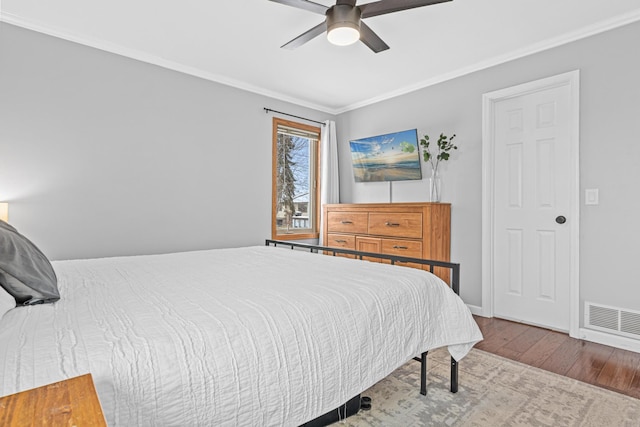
[335, 239, 347, 243]
[341, 220, 353, 224]
[385, 221, 400, 227]
[393, 245, 408, 250]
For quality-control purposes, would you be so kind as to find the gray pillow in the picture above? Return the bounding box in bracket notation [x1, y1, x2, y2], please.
[0, 286, 15, 319]
[0, 220, 59, 305]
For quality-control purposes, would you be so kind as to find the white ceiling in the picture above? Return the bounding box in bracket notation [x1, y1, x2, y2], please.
[2, 0, 640, 114]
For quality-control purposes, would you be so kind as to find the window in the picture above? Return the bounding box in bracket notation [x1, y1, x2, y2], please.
[272, 118, 321, 240]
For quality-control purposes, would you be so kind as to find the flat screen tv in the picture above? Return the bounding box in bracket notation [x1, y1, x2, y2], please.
[349, 129, 422, 182]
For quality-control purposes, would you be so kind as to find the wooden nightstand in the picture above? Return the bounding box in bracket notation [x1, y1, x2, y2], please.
[0, 373, 107, 426]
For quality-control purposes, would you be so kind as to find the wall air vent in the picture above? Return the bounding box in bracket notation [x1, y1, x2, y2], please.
[585, 302, 640, 340]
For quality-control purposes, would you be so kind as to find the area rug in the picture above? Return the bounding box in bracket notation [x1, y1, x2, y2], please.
[342, 348, 640, 426]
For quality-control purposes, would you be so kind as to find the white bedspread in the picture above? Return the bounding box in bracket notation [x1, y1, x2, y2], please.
[0, 246, 482, 426]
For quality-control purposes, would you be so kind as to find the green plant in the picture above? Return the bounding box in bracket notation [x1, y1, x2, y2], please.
[419, 133, 458, 175]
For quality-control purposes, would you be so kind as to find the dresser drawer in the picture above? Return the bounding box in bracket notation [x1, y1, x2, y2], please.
[381, 239, 422, 258]
[326, 234, 356, 250]
[381, 239, 423, 269]
[327, 212, 368, 234]
[368, 213, 423, 238]
[326, 234, 356, 259]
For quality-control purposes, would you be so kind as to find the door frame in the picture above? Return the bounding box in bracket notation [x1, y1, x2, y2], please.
[481, 70, 580, 337]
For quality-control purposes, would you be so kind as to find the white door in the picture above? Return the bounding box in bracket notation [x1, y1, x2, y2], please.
[483, 72, 579, 332]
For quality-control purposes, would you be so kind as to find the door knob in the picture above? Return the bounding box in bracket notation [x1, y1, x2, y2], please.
[555, 215, 567, 224]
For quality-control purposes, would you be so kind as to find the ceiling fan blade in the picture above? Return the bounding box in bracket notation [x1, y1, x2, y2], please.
[268, 0, 328, 15]
[359, 22, 389, 53]
[281, 21, 327, 49]
[360, 0, 452, 19]
[336, 0, 358, 5]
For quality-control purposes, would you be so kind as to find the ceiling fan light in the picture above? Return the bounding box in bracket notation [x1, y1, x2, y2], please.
[327, 25, 360, 46]
[326, 4, 362, 47]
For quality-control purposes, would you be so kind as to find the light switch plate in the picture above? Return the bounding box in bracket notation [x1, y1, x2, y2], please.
[585, 189, 599, 205]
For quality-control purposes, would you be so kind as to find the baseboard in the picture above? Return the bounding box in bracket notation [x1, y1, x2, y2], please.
[578, 328, 640, 354]
[467, 310, 640, 353]
[466, 304, 483, 316]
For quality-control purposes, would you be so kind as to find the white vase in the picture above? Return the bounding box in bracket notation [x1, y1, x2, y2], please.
[429, 170, 441, 202]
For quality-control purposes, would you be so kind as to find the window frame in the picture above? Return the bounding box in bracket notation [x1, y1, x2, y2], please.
[271, 117, 321, 241]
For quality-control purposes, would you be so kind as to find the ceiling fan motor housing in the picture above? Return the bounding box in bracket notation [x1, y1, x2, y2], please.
[326, 4, 362, 35]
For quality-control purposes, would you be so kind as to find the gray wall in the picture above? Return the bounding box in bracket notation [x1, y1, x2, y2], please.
[337, 21, 640, 312]
[2, 20, 640, 318]
[0, 23, 333, 260]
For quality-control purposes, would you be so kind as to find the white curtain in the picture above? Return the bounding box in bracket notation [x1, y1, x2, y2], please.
[319, 120, 339, 245]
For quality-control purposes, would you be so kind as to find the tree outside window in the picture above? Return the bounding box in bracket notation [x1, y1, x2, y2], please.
[272, 118, 320, 239]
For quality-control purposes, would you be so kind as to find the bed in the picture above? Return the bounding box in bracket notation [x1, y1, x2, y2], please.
[0, 227, 482, 426]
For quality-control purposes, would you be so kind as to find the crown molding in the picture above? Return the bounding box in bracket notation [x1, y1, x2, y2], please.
[0, 11, 338, 115]
[2, 8, 640, 116]
[334, 8, 640, 114]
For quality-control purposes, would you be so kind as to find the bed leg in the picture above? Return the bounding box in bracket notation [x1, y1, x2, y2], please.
[450, 356, 458, 393]
[420, 351, 428, 395]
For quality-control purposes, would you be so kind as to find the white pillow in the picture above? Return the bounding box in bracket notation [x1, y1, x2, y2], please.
[0, 286, 16, 320]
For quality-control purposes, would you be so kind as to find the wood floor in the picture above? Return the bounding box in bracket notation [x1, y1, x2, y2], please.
[473, 316, 640, 399]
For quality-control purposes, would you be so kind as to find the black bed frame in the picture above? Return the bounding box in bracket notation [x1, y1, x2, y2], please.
[265, 239, 461, 397]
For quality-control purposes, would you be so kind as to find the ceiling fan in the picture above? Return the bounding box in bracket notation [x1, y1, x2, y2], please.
[269, 0, 452, 53]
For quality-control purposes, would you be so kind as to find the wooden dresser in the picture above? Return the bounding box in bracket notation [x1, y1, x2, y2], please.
[323, 202, 451, 281]
[0, 374, 107, 427]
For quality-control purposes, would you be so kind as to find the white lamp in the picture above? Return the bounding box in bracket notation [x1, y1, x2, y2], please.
[326, 4, 361, 47]
[0, 202, 8, 223]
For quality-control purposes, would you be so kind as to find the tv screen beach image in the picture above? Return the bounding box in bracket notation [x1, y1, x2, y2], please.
[349, 129, 422, 182]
